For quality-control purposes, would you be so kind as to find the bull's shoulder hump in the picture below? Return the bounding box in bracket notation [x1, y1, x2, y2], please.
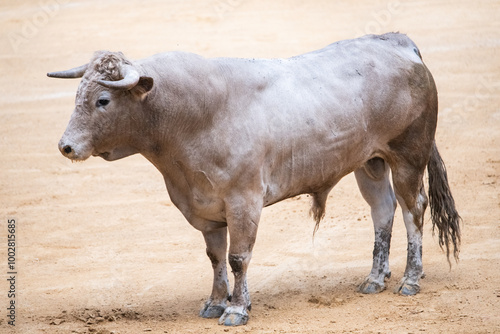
[138, 51, 223, 80]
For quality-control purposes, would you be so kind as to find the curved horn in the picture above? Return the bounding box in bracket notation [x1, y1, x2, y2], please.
[97, 65, 140, 90]
[47, 63, 88, 78]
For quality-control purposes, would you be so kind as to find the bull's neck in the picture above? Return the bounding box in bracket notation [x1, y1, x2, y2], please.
[137, 58, 227, 170]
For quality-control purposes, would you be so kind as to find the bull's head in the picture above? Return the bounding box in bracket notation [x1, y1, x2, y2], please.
[48, 51, 154, 161]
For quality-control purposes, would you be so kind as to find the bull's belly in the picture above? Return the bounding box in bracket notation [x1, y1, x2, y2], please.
[261, 144, 369, 207]
[262, 170, 340, 207]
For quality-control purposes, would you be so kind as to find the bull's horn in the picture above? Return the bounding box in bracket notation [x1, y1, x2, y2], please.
[97, 65, 140, 90]
[47, 64, 88, 78]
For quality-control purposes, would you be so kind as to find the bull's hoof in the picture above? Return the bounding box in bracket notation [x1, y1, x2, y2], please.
[358, 271, 391, 294]
[395, 278, 420, 296]
[218, 306, 249, 326]
[200, 300, 228, 318]
[359, 279, 385, 294]
[200, 304, 226, 318]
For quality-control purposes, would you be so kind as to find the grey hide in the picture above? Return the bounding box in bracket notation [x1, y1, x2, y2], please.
[48, 33, 461, 326]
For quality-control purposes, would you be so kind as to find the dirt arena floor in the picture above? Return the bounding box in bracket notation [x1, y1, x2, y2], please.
[1, 0, 499, 333]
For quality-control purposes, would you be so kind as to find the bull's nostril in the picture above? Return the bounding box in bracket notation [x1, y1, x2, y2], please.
[63, 145, 73, 154]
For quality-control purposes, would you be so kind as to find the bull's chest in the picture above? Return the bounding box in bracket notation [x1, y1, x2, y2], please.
[164, 162, 226, 222]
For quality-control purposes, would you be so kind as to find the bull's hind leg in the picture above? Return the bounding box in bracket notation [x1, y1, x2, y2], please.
[200, 227, 231, 318]
[355, 157, 397, 294]
[392, 166, 428, 295]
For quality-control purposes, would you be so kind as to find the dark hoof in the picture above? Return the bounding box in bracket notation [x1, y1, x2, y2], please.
[218, 306, 249, 326]
[358, 273, 390, 294]
[358, 278, 385, 294]
[395, 278, 420, 296]
[398, 284, 420, 296]
[200, 304, 226, 318]
[359, 280, 386, 294]
[200, 298, 229, 318]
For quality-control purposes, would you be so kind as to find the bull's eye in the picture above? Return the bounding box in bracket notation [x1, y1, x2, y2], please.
[96, 98, 110, 107]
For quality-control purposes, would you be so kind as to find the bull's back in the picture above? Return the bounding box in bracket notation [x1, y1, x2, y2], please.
[218, 33, 428, 141]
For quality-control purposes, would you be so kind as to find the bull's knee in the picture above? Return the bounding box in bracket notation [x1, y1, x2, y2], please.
[228, 254, 249, 279]
[206, 249, 220, 268]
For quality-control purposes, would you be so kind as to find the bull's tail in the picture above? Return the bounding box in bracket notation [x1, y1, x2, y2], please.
[427, 141, 461, 264]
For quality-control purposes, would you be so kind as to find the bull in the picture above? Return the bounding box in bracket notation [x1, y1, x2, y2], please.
[48, 33, 461, 326]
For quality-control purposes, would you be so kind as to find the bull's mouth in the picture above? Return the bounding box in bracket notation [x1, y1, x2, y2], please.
[91, 147, 138, 161]
[92, 151, 110, 159]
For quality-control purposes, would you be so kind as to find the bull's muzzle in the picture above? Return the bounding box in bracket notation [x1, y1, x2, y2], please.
[58, 138, 91, 161]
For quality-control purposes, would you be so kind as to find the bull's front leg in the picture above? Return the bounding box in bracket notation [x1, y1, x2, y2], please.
[218, 202, 261, 326]
[200, 227, 231, 318]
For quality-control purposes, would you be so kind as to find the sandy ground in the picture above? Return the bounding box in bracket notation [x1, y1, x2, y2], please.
[1, 0, 499, 333]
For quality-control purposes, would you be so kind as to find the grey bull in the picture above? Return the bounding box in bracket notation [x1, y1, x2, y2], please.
[48, 33, 461, 326]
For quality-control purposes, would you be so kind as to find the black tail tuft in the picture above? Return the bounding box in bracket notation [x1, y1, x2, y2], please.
[310, 191, 329, 236]
[311, 195, 326, 236]
[427, 142, 462, 264]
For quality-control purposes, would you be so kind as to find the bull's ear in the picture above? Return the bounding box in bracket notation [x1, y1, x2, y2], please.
[130, 76, 154, 101]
